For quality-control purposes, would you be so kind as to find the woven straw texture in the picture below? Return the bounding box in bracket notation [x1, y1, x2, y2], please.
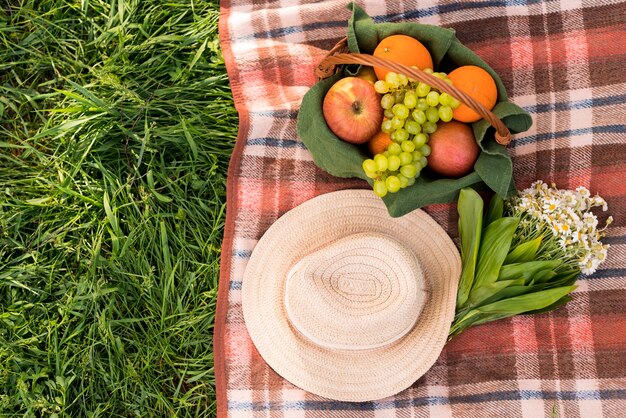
[284, 232, 426, 351]
[242, 190, 460, 402]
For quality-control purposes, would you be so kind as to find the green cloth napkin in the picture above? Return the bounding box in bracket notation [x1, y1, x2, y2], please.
[297, 2, 532, 217]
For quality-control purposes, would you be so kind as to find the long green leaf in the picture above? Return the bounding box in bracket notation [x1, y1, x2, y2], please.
[477, 279, 567, 307]
[473, 217, 519, 288]
[456, 188, 483, 309]
[544, 268, 581, 288]
[532, 269, 557, 284]
[524, 295, 573, 315]
[468, 278, 525, 307]
[498, 260, 562, 283]
[477, 284, 535, 307]
[485, 194, 503, 226]
[475, 285, 576, 316]
[451, 286, 576, 337]
[449, 310, 481, 338]
[504, 236, 543, 264]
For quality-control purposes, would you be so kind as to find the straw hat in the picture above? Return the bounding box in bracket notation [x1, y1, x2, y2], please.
[242, 189, 461, 402]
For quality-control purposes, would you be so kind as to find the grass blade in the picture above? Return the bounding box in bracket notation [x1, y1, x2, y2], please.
[160, 220, 172, 278]
[0, 1, 236, 415]
[103, 191, 121, 237]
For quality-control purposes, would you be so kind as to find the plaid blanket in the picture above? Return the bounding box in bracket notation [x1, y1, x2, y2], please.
[215, 1, 626, 416]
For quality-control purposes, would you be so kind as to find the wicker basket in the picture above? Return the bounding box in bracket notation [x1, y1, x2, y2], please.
[316, 36, 512, 146]
[296, 3, 532, 217]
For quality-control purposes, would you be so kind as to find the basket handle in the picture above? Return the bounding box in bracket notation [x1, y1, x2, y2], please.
[315, 37, 512, 146]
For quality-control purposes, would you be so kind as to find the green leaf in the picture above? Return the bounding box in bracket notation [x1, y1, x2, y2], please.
[160, 220, 172, 277]
[474, 285, 576, 317]
[478, 276, 576, 308]
[498, 260, 562, 283]
[25, 197, 53, 205]
[532, 269, 557, 284]
[545, 268, 580, 288]
[505, 236, 543, 264]
[456, 188, 483, 309]
[475, 284, 536, 307]
[30, 112, 105, 140]
[451, 286, 575, 338]
[468, 278, 525, 308]
[524, 295, 573, 315]
[181, 118, 199, 161]
[485, 194, 503, 226]
[473, 217, 519, 288]
[146, 170, 173, 203]
[63, 78, 109, 111]
[449, 309, 482, 339]
[108, 227, 120, 256]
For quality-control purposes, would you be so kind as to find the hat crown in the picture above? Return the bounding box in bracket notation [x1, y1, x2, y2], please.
[284, 233, 427, 351]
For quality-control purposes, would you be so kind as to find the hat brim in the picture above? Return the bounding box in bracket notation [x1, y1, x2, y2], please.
[242, 189, 461, 402]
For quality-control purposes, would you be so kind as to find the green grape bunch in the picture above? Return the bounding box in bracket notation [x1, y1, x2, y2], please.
[363, 68, 462, 197]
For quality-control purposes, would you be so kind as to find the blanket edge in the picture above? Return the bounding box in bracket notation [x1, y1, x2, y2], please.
[215, 0, 249, 416]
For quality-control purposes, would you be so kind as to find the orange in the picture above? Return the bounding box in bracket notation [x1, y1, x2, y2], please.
[447, 65, 498, 123]
[373, 35, 433, 80]
[367, 131, 393, 156]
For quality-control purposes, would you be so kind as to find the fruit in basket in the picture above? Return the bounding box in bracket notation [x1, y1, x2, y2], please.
[372, 35, 434, 80]
[358, 70, 469, 195]
[362, 132, 428, 197]
[427, 121, 479, 178]
[367, 131, 393, 156]
[356, 66, 378, 84]
[447, 66, 498, 123]
[375, 71, 460, 138]
[357, 67, 486, 194]
[323, 77, 383, 144]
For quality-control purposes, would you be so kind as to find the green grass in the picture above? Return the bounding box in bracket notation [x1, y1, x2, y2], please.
[0, 0, 237, 416]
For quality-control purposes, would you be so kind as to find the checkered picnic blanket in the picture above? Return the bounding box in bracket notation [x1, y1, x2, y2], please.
[214, 1, 626, 416]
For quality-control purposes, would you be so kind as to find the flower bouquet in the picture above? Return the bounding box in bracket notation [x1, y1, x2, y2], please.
[450, 182, 612, 338]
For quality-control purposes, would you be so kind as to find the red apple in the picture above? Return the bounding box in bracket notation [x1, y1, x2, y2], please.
[427, 121, 479, 178]
[323, 77, 382, 144]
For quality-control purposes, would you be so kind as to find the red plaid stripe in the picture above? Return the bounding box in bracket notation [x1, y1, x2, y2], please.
[215, 1, 626, 416]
